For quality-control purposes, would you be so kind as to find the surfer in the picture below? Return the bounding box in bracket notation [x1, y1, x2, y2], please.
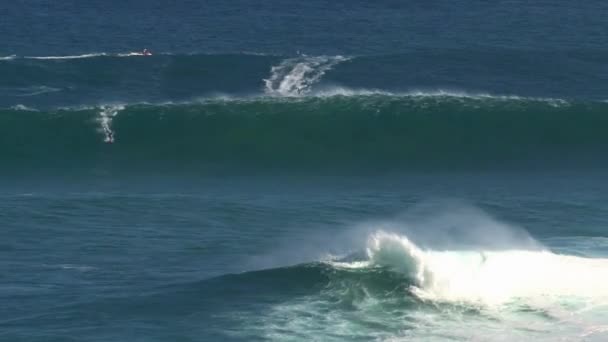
[142, 49, 152, 56]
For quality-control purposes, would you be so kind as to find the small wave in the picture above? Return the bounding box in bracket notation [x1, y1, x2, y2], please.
[264, 55, 349, 96]
[10, 104, 38, 111]
[0, 55, 16, 61]
[57, 264, 96, 272]
[41, 263, 96, 272]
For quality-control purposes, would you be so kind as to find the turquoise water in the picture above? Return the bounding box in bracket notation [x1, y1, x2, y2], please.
[2, 1, 608, 341]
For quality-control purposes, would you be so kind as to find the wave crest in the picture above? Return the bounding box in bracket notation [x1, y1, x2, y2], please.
[365, 231, 608, 305]
[0, 95, 606, 169]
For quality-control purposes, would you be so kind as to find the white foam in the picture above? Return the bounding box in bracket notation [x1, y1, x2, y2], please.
[365, 231, 608, 306]
[0, 55, 16, 61]
[116, 52, 146, 57]
[25, 53, 108, 60]
[22, 51, 154, 60]
[309, 86, 570, 105]
[10, 104, 38, 111]
[97, 105, 125, 143]
[264, 56, 349, 96]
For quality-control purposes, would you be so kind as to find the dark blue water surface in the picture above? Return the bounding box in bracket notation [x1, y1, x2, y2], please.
[2, 1, 608, 341]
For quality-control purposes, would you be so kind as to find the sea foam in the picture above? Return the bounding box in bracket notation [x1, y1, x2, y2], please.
[264, 55, 349, 97]
[364, 231, 608, 306]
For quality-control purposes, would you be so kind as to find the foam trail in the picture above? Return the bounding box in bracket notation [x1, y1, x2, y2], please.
[264, 56, 348, 96]
[97, 105, 124, 143]
[25, 53, 108, 60]
[116, 52, 148, 57]
[6, 52, 155, 60]
[365, 231, 608, 306]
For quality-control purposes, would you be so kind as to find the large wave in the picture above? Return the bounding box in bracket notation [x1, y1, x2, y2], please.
[1, 94, 607, 171]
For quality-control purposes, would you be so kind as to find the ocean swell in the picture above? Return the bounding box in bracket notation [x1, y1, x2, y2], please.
[1, 94, 607, 170]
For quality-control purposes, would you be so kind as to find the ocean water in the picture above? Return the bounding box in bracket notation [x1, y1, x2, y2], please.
[2, 1, 608, 341]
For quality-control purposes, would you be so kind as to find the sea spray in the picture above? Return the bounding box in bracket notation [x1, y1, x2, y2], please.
[97, 105, 124, 143]
[264, 56, 349, 96]
[365, 231, 608, 305]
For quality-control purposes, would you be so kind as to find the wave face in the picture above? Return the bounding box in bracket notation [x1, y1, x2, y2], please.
[1, 95, 607, 171]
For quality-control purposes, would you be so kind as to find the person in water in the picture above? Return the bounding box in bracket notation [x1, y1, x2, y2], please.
[142, 49, 152, 56]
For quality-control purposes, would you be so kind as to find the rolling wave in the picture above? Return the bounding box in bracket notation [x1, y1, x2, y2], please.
[363, 231, 608, 305]
[1, 94, 607, 170]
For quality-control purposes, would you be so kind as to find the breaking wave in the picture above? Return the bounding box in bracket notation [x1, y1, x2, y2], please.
[198, 204, 608, 341]
[184, 224, 608, 341]
[363, 231, 608, 305]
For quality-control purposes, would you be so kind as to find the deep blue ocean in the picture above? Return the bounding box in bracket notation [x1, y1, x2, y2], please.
[2, 1, 608, 341]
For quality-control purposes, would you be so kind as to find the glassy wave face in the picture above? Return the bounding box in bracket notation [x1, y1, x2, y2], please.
[2, 94, 607, 171]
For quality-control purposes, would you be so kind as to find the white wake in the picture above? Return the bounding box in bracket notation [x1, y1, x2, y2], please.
[264, 55, 348, 97]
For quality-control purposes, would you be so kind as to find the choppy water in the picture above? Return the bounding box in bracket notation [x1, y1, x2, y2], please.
[2, 1, 608, 341]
